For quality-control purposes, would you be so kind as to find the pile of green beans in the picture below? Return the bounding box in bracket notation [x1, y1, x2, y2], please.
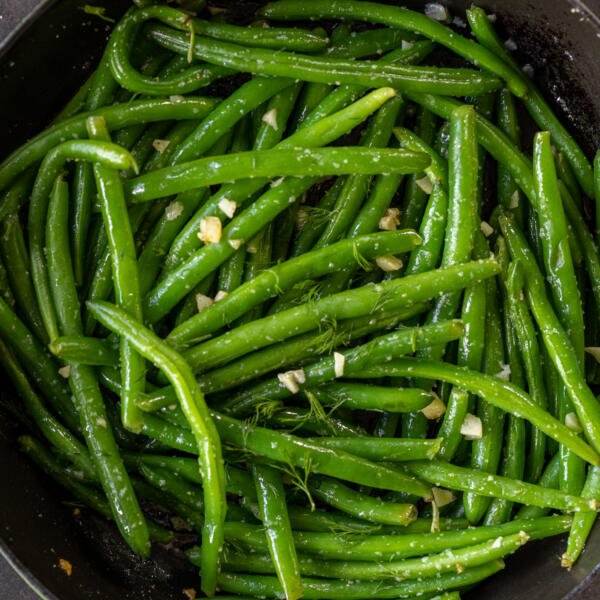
[2, 1, 600, 598]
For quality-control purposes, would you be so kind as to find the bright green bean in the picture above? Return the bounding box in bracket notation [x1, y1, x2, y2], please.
[356, 357, 600, 467]
[86, 300, 225, 596]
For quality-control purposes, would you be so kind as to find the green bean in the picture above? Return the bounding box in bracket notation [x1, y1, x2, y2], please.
[326, 27, 410, 59]
[28, 140, 136, 341]
[0, 213, 46, 342]
[563, 466, 600, 568]
[405, 92, 535, 204]
[504, 261, 547, 483]
[463, 276, 506, 524]
[87, 116, 146, 434]
[107, 7, 231, 95]
[0, 170, 35, 223]
[483, 239, 527, 525]
[437, 269, 487, 461]
[399, 109, 439, 232]
[18, 436, 173, 544]
[204, 309, 420, 393]
[86, 300, 225, 595]
[237, 223, 274, 324]
[311, 382, 434, 413]
[253, 464, 303, 600]
[406, 460, 596, 513]
[138, 463, 203, 513]
[127, 146, 428, 204]
[416, 104, 479, 386]
[221, 532, 526, 581]
[49, 336, 118, 367]
[216, 560, 504, 599]
[222, 319, 466, 416]
[314, 96, 403, 249]
[171, 78, 293, 165]
[163, 86, 399, 271]
[0, 97, 218, 195]
[355, 357, 600, 467]
[516, 453, 561, 520]
[556, 152, 581, 207]
[210, 411, 432, 497]
[304, 438, 442, 462]
[148, 22, 503, 97]
[498, 211, 600, 456]
[182, 259, 496, 375]
[0, 340, 95, 479]
[168, 230, 421, 347]
[534, 133, 586, 497]
[309, 475, 417, 526]
[224, 515, 570, 561]
[260, 0, 527, 93]
[83, 204, 151, 336]
[301, 41, 435, 131]
[46, 177, 149, 557]
[0, 295, 78, 431]
[136, 189, 210, 297]
[561, 181, 600, 322]
[466, 5, 594, 197]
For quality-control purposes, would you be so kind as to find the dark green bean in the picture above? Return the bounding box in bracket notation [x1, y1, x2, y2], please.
[0, 213, 46, 342]
[148, 23, 503, 97]
[87, 116, 146, 433]
[498, 211, 600, 457]
[259, 0, 527, 97]
[253, 464, 303, 600]
[0, 97, 218, 195]
[46, 177, 149, 557]
[216, 561, 505, 599]
[49, 336, 118, 367]
[466, 5, 594, 196]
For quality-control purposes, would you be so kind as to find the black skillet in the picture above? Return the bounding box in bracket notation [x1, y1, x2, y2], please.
[1, 0, 600, 598]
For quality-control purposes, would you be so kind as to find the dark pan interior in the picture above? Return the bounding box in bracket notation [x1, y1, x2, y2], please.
[1, 1, 600, 598]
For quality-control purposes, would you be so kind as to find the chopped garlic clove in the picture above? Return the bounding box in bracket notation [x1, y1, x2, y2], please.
[432, 486, 456, 507]
[277, 369, 306, 394]
[565, 411, 583, 433]
[152, 139, 170, 153]
[495, 363, 511, 381]
[585, 346, 600, 364]
[228, 238, 243, 250]
[415, 175, 433, 194]
[214, 290, 228, 302]
[460, 412, 483, 440]
[375, 255, 403, 272]
[58, 365, 71, 379]
[218, 198, 237, 219]
[195, 293, 214, 312]
[165, 201, 184, 221]
[198, 216, 222, 244]
[424, 2, 448, 21]
[480, 220, 494, 237]
[378, 207, 401, 231]
[421, 395, 446, 419]
[333, 352, 345, 378]
[261, 108, 278, 130]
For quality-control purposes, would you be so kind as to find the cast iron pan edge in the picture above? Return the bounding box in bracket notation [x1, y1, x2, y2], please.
[1, 0, 600, 598]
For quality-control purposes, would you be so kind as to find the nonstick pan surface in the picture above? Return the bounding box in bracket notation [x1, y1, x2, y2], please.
[1, 1, 600, 598]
